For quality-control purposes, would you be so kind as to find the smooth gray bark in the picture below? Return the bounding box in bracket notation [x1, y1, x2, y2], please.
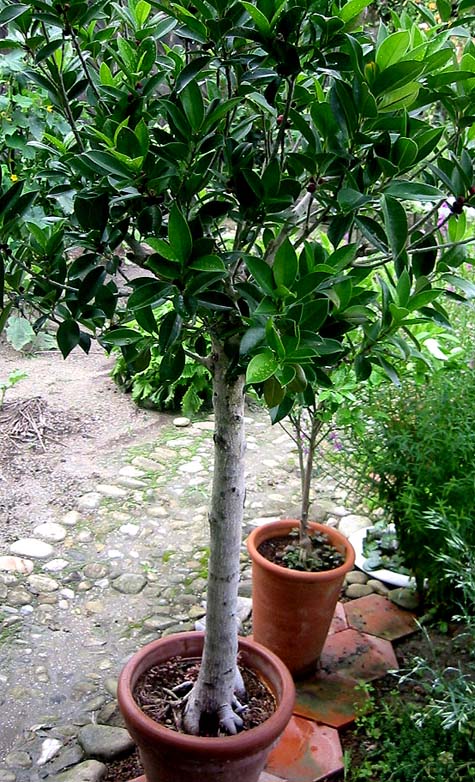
[184, 341, 246, 735]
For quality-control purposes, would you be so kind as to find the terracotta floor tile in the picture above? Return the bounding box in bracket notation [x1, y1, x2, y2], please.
[344, 594, 417, 640]
[265, 715, 343, 782]
[328, 602, 348, 635]
[320, 628, 398, 681]
[294, 672, 369, 728]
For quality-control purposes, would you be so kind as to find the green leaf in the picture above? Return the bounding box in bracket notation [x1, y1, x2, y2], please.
[266, 320, 285, 359]
[273, 238, 298, 289]
[180, 80, 204, 131]
[442, 274, 475, 299]
[81, 151, 133, 179]
[246, 257, 275, 296]
[263, 376, 285, 407]
[102, 328, 143, 346]
[128, 281, 170, 310]
[392, 138, 418, 171]
[5, 316, 35, 351]
[354, 354, 372, 381]
[378, 82, 420, 112]
[0, 4, 29, 23]
[396, 269, 411, 307]
[240, 326, 266, 355]
[241, 1, 271, 34]
[337, 188, 372, 212]
[381, 195, 408, 261]
[376, 356, 401, 386]
[74, 192, 109, 232]
[246, 350, 279, 384]
[338, 0, 371, 23]
[373, 62, 424, 96]
[376, 31, 410, 70]
[176, 56, 211, 93]
[384, 181, 444, 201]
[436, 0, 452, 20]
[146, 238, 179, 262]
[134, 305, 158, 335]
[159, 345, 185, 382]
[57, 319, 81, 358]
[189, 255, 226, 272]
[135, 0, 152, 26]
[159, 310, 182, 351]
[168, 205, 192, 264]
[269, 395, 294, 424]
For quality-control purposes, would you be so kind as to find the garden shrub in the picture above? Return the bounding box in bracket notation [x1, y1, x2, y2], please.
[112, 348, 212, 416]
[335, 369, 475, 607]
[346, 692, 475, 782]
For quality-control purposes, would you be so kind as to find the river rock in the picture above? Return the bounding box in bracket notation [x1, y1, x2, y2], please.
[5, 752, 31, 769]
[37, 738, 62, 765]
[0, 770, 16, 781]
[367, 579, 390, 596]
[0, 556, 34, 575]
[119, 465, 145, 478]
[33, 522, 67, 542]
[345, 571, 368, 585]
[95, 484, 128, 498]
[173, 416, 191, 427]
[77, 493, 102, 511]
[50, 745, 85, 773]
[78, 725, 134, 760]
[9, 539, 54, 559]
[132, 456, 163, 471]
[6, 588, 32, 607]
[27, 574, 60, 594]
[345, 583, 374, 599]
[62, 510, 81, 526]
[338, 514, 372, 537]
[82, 563, 109, 580]
[389, 587, 420, 610]
[111, 573, 147, 594]
[44, 559, 70, 572]
[116, 476, 147, 489]
[54, 759, 106, 782]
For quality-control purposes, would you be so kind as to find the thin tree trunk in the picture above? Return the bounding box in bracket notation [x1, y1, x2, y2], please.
[184, 340, 246, 735]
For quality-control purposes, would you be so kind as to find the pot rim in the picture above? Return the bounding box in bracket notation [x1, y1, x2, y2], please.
[247, 519, 355, 583]
[117, 631, 295, 758]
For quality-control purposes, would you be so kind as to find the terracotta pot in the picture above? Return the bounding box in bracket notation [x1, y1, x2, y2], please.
[117, 631, 295, 782]
[247, 519, 355, 676]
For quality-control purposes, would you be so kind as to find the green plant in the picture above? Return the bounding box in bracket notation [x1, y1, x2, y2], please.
[112, 331, 212, 416]
[0, 368, 27, 407]
[335, 368, 475, 604]
[3, 0, 475, 739]
[346, 689, 475, 782]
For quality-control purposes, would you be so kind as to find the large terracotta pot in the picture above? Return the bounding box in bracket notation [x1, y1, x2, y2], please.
[247, 519, 355, 676]
[117, 631, 295, 782]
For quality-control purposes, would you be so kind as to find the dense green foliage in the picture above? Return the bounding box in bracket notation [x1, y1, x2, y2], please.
[1, 0, 475, 398]
[335, 368, 475, 604]
[347, 517, 475, 780]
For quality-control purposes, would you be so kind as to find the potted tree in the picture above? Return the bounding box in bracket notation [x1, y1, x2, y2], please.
[2, 0, 475, 775]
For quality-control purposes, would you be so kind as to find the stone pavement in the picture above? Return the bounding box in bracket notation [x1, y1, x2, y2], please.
[0, 411, 418, 781]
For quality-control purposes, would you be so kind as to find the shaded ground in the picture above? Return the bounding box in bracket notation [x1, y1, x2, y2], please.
[0, 339, 167, 542]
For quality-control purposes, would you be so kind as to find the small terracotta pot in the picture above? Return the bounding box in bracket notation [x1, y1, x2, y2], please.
[247, 520, 355, 676]
[117, 631, 295, 782]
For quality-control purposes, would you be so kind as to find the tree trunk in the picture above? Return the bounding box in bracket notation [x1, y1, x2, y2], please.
[184, 341, 246, 735]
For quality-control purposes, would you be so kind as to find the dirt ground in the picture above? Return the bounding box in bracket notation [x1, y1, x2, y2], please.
[0, 337, 167, 546]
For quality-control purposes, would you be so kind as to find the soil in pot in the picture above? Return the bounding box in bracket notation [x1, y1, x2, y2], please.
[133, 654, 276, 736]
[258, 529, 345, 572]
